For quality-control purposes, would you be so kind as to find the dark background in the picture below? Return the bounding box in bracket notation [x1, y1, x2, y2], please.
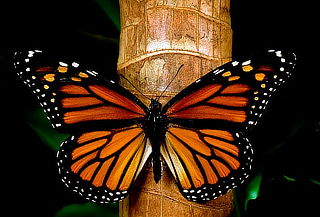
[0, 1, 319, 217]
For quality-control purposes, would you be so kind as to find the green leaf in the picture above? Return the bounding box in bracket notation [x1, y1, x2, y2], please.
[309, 179, 320, 186]
[244, 173, 263, 210]
[94, 0, 120, 30]
[55, 202, 118, 217]
[283, 175, 296, 182]
[27, 107, 68, 151]
[232, 193, 242, 217]
[77, 30, 119, 45]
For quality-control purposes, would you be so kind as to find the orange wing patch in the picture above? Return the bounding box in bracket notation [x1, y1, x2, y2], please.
[36, 66, 54, 72]
[57, 84, 147, 126]
[80, 162, 100, 181]
[166, 132, 204, 188]
[62, 97, 103, 108]
[77, 131, 112, 143]
[100, 127, 144, 158]
[165, 84, 222, 115]
[89, 85, 145, 116]
[199, 129, 234, 141]
[60, 84, 90, 95]
[71, 151, 98, 173]
[197, 155, 219, 184]
[106, 132, 145, 190]
[167, 127, 211, 156]
[64, 106, 144, 124]
[44, 73, 55, 82]
[221, 84, 251, 94]
[168, 105, 246, 123]
[67, 126, 149, 192]
[161, 138, 192, 189]
[165, 83, 252, 124]
[203, 137, 239, 156]
[257, 65, 274, 71]
[119, 140, 146, 190]
[72, 139, 107, 160]
[211, 159, 230, 177]
[162, 126, 242, 190]
[92, 157, 115, 187]
[213, 149, 240, 169]
[207, 96, 248, 107]
[255, 73, 266, 81]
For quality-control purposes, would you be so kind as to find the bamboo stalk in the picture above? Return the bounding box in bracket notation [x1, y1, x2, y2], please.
[117, 0, 233, 216]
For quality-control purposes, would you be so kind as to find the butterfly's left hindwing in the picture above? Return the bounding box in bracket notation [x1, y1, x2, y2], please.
[57, 125, 152, 203]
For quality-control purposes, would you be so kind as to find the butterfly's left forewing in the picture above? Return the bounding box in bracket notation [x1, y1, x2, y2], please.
[161, 50, 296, 202]
[14, 50, 147, 132]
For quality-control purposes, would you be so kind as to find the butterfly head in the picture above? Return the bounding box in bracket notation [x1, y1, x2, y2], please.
[149, 99, 162, 112]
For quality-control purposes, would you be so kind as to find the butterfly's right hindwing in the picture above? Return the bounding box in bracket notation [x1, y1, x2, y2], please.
[161, 125, 253, 202]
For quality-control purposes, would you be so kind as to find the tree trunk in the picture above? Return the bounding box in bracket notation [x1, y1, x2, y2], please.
[117, 0, 233, 216]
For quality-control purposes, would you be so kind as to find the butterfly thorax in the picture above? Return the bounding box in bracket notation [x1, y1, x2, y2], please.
[144, 99, 168, 183]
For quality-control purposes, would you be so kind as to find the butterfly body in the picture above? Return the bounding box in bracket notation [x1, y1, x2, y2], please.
[14, 49, 296, 204]
[144, 99, 167, 183]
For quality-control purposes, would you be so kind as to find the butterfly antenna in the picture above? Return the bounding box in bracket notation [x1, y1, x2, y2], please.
[156, 64, 184, 101]
[119, 74, 151, 101]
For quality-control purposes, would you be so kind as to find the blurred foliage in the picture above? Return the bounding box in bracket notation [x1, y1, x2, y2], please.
[55, 202, 118, 217]
[94, 0, 120, 30]
[27, 108, 68, 151]
[244, 172, 263, 209]
[1, 0, 319, 217]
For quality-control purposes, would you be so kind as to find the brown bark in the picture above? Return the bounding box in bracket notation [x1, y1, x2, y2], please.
[117, 0, 233, 216]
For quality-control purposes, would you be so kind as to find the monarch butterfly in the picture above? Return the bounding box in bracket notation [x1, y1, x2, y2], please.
[14, 49, 295, 203]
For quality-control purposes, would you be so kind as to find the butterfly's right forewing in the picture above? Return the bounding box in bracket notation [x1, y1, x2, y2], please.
[163, 50, 296, 130]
